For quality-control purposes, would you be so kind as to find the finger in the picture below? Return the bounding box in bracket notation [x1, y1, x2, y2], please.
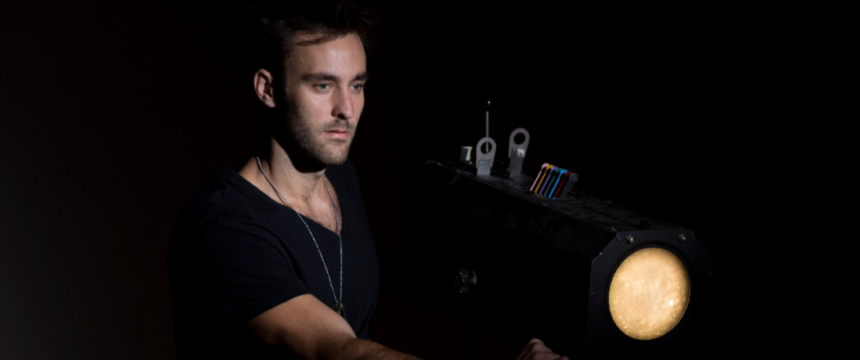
[531, 342, 553, 354]
[518, 345, 560, 360]
[517, 339, 545, 360]
[527, 338, 544, 346]
[523, 343, 553, 355]
[524, 353, 563, 360]
[527, 338, 553, 352]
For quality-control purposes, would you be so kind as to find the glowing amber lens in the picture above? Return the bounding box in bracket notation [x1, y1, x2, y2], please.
[608, 247, 690, 341]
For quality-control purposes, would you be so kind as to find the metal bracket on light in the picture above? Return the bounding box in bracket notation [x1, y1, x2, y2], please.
[475, 137, 496, 176]
[508, 128, 530, 175]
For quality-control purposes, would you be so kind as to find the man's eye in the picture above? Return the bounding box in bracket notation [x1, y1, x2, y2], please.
[316, 84, 330, 90]
[352, 84, 364, 91]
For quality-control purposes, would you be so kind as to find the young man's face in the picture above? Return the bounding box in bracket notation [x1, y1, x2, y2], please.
[281, 32, 367, 166]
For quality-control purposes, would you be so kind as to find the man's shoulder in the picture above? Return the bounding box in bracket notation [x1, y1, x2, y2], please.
[170, 167, 281, 248]
[179, 167, 233, 214]
[176, 167, 245, 224]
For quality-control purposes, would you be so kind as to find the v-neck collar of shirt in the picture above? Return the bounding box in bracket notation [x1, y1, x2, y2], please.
[226, 166, 346, 239]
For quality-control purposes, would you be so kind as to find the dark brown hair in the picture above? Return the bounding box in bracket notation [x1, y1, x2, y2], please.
[249, 0, 377, 105]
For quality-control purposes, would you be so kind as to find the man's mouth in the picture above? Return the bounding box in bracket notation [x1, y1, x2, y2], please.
[324, 128, 349, 140]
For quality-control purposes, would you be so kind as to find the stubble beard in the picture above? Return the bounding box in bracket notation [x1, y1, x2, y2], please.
[281, 97, 353, 167]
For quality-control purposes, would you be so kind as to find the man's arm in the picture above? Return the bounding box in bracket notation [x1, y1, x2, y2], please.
[249, 294, 421, 360]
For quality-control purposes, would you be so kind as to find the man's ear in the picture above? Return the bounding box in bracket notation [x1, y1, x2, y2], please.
[254, 69, 277, 108]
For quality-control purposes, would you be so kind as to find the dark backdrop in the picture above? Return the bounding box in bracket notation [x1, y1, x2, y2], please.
[1, 1, 765, 359]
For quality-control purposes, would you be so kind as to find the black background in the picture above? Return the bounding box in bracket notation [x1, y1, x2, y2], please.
[1, 1, 767, 358]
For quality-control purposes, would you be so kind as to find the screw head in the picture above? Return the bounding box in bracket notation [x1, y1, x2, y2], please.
[625, 235, 634, 244]
[678, 234, 687, 243]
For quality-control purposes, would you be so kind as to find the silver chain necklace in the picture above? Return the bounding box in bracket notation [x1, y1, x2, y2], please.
[256, 156, 345, 318]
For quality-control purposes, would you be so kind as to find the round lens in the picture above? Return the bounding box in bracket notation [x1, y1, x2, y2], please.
[608, 247, 691, 341]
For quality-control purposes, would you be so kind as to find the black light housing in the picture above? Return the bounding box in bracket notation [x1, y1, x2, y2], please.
[397, 161, 712, 358]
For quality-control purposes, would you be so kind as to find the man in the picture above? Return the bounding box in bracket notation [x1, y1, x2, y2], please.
[168, 1, 567, 359]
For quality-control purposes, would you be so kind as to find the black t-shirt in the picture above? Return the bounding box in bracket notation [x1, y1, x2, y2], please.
[168, 160, 379, 359]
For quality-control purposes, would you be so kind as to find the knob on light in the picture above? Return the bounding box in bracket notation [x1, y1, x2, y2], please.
[454, 269, 477, 294]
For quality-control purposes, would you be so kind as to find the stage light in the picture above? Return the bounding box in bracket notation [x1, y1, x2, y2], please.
[398, 160, 712, 357]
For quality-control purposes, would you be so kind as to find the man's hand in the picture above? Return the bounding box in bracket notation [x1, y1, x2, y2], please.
[516, 339, 569, 360]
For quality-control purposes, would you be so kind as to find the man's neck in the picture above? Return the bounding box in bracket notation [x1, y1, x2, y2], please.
[239, 138, 328, 207]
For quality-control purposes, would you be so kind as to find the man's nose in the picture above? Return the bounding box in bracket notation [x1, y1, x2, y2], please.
[332, 88, 354, 120]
